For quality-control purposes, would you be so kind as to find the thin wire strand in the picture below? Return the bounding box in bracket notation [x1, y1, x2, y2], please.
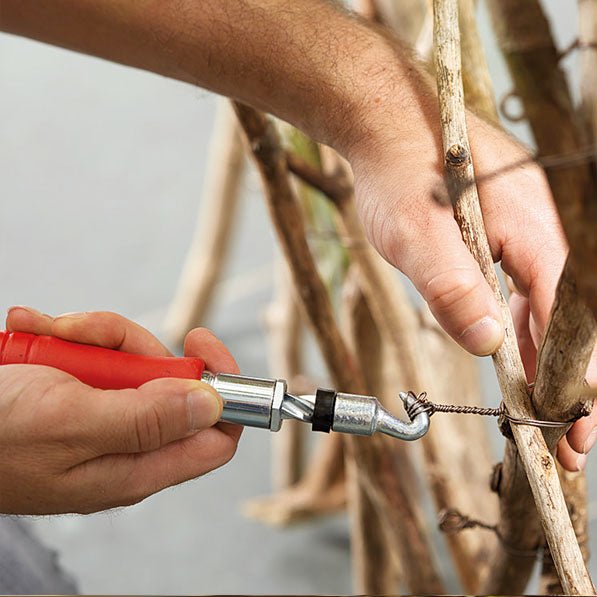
[404, 391, 575, 429]
[438, 509, 540, 558]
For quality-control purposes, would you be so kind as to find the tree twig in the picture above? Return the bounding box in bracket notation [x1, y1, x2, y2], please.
[165, 101, 245, 343]
[457, 0, 499, 124]
[488, 0, 597, 320]
[266, 260, 305, 490]
[433, 1, 594, 594]
[539, 468, 590, 595]
[483, 1, 597, 591]
[342, 269, 398, 594]
[233, 101, 444, 594]
[318, 147, 497, 592]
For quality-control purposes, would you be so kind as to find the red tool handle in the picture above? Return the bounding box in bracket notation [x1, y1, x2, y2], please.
[0, 331, 206, 390]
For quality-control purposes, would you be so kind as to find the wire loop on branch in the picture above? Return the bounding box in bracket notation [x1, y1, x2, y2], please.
[437, 509, 539, 558]
[403, 391, 580, 429]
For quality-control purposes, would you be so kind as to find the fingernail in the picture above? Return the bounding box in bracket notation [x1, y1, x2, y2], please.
[459, 316, 504, 356]
[7, 305, 44, 316]
[576, 453, 588, 472]
[187, 388, 223, 431]
[583, 428, 597, 454]
[56, 311, 87, 319]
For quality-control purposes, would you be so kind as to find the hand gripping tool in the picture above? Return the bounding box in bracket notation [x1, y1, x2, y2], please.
[0, 331, 430, 441]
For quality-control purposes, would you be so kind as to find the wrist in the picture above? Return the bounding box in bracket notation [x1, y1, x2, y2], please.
[320, 33, 441, 166]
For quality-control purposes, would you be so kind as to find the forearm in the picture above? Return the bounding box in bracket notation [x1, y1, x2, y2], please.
[0, 0, 436, 157]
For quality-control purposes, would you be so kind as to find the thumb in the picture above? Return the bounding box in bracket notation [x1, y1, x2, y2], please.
[83, 378, 223, 455]
[386, 212, 504, 356]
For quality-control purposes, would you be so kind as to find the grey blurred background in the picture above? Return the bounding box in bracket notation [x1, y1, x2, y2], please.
[0, 1, 593, 594]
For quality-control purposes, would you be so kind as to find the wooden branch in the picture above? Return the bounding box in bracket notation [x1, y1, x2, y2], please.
[483, 1, 597, 591]
[233, 102, 444, 594]
[343, 269, 398, 594]
[319, 148, 496, 592]
[266, 260, 305, 490]
[487, 0, 597, 319]
[540, 468, 590, 595]
[286, 152, 350, 205]
[535, 266, 596, 452]
[579, 0, 597, 146]
[457, 0, 499, 124]
[433, 1, 594, 594]
[417, 307, 497, 520]
[165, 101, 244, 343]
[244, 432, 346, 526]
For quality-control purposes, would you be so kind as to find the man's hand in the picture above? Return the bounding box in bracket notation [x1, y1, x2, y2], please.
[0, 306, 241, 515]
[2, 0, 594, 469]
[349, 108, 597, 471]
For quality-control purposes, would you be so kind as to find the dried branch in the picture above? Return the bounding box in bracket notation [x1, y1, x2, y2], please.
[286, 152, 351, 205]
[540, 468, 590, 595]
[483, 1, 597, 591]
[433, 1, 594, 594]
[165, 101, 244, 343]
[579, 0, 597, 147]
[244, 431, 346, 526]
[488, 0, 597, 320]
[535, 267, 596, 452]
[343, 270, 398, 594]
[318, 148, 496, 592]
[266, 260, 305, 490]
[457, 0, 499, 124]
[233, 101, 444, 594]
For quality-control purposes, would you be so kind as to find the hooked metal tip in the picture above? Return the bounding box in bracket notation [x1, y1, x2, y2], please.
[375, 396, 430, 441]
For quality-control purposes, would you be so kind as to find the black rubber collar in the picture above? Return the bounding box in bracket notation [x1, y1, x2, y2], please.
[311, 388, 337, 433]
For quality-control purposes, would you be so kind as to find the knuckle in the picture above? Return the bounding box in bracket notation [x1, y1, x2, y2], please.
[425, 267, 483, 315]
[132, 403, 166, 452]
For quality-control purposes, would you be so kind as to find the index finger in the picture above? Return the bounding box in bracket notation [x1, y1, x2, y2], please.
[6, 307, 172, 357]
[184, 328, 239, 374]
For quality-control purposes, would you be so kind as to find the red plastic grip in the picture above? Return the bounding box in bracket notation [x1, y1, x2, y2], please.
[0, 331, 206, 390]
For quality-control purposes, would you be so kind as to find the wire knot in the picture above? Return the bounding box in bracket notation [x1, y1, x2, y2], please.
[401, 390, 579, 430]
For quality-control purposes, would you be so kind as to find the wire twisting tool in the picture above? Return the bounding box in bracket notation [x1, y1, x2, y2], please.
[0, 331, 430, 441]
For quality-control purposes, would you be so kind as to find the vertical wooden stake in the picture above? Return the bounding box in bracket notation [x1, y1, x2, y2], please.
[266, 260, 305, 490]
[165, 100, 245, 343]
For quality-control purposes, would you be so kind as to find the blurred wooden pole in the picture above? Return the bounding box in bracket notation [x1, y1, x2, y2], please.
[458, 0, 498, 124]
[266, 260, 305, 490]
[165, 100, 245, 343]
[343, 269, 398, 594]
[234, 102, 444, 593]
[316, 148, 496, 592]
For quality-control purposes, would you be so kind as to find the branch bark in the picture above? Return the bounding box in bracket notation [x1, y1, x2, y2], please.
[433, 1, 594, 594]
[343, 269, 398, 594]
[488, 0, 597, 319]
[457, 0, 499, 124]
[165, 101, 245, 343]
[317, 148, 496, 592]
[579, 0, 597, 147]
[233, 101, 444, 594]
[540, 468, 590, 595]
[266, 260, 305, 490]
[483, 1, 597, 591]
